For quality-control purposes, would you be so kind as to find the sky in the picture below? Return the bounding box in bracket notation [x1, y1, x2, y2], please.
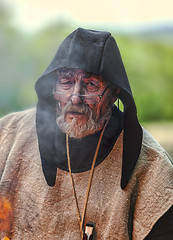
[4, 0, 173, 32]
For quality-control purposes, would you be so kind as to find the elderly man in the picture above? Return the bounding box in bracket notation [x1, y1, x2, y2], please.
[0, 28, 173, 240]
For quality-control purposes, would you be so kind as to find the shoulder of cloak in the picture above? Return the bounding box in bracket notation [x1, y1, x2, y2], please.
[0, 108, 36, 132]
[128, 127, 173, 239]
[0, 108, 37, 180]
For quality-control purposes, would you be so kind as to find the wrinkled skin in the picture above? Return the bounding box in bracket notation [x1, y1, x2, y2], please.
[54, 69, 120, 138]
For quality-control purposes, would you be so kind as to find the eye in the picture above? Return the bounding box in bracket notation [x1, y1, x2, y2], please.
[84, 81, 99, 92]
[60, 79, 74, 90]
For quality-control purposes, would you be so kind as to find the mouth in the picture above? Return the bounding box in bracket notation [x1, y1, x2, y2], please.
[66, 111, 85, 117]
[65, 111, 88, 122]
[67, 111, 84, 115]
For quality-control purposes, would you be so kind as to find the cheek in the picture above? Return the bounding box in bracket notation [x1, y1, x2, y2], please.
[87, 103, 95, 110]
[87, 103, 101, 120]
[59, 101, 66, 111]
[93, 98, 113, 120]
[87, 103, 98, 116]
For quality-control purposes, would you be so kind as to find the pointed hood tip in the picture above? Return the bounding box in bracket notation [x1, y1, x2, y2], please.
[41, 155, 57, 187]
[120, 180, 128, 190]
[46, 180, 56, 187]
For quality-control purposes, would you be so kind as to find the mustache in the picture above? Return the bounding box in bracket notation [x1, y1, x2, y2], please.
[61, 102, 90, 114]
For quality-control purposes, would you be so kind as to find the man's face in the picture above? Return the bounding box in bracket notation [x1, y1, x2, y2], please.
[54, 69, 117, 138]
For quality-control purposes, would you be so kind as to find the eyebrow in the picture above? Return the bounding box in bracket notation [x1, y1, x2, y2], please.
[56, 69, 105, 85]
[57, 71, 74, 79]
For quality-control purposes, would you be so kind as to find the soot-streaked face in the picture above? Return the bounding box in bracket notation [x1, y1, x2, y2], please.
[53, 68, 118, 138]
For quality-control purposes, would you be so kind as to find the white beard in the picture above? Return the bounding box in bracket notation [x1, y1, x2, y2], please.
[56, 102, 112, 138]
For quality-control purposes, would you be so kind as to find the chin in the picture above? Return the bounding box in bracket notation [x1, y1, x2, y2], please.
[65, 115, 89, 125]
[57, 118, 99, 138]
[56, 103, 112, 138]
[56, 112, 111, 139]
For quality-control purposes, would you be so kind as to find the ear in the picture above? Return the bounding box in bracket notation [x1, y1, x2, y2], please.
[115, 87, 121, 97]
[111, 87, 121, 104]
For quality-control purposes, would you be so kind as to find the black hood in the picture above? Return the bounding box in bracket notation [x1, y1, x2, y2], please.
[35, 28, 142, 189]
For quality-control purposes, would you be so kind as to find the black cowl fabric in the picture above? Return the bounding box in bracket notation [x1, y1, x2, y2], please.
[35, 28, 142, 189]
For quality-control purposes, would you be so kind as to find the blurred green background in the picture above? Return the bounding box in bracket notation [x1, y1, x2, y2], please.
[0, 1, 173, 157]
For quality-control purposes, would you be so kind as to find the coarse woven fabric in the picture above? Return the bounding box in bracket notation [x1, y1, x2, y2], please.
[0, 109, 173, 239]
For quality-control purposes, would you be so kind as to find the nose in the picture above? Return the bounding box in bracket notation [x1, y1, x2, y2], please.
[70, 83, 83, 105]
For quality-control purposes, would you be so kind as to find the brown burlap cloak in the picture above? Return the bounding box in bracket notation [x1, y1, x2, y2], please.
[0, 108, 173, 239]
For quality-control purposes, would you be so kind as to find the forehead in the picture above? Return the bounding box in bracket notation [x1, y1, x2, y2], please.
[56, 68, 105, 83]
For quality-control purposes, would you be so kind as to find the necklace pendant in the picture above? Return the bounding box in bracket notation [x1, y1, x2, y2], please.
[82, 222, 96, 240]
